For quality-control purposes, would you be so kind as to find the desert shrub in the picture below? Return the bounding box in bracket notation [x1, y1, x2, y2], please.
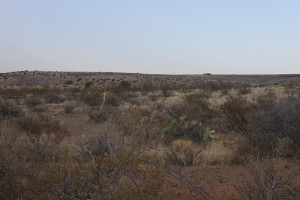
[64, 103, 75, 114]
[220, 96, 257, 134]
[44, 93, 65, 103]
[167, 139, 201, 166]
[237, 158, 300, 200]
[258, 97, 300, 152]
[255, 88, 277, 110]
[200, 81, 234, 95]
[16, 114, 69, 162]
[88, 111, 108, 123]
[236, 84, 251, 95]
[160, 83, 172, 97]
[0, 101, 22, 119]
[105, 94, 120, 107]
[17, 114, 68, 143]
[83, 91, 102, 106]
[120, 166, 165, 199]
[142, 80, 156, 92]
[112, 80, 131, 94]
[115, 107, 168, 144]
[195, 141, 233, 165]
[274, 137, 294, 157]
[222, 95, 300, 156]
[148, 94, 158, 102]
[164, 116, 214, 144]
[119, 80, 131, 89]
[84, 81, 94, 89]
[32, 105, 46, 113]
[76, 134, 117, 158]
[64, 80, 73, 85]
[183, 92, 215, 121]
[0, 126, 23, 199]
[25, 96, 43, 107]
[0, 88, 27, 99]
[284, 82, 299, 97]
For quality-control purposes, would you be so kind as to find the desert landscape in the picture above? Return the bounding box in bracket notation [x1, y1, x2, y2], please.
[1, 71, 300, 199]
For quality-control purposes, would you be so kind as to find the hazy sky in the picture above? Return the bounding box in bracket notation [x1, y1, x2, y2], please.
[1, 0, 300, 74]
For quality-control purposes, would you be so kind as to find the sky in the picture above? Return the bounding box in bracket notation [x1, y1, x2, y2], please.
[1, 0, 300, 74]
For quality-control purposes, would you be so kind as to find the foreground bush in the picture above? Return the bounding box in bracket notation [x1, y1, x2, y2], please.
[221, 96, 300, 157]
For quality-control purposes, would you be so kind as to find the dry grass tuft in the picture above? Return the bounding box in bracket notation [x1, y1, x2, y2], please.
[195, 141, 233, 165]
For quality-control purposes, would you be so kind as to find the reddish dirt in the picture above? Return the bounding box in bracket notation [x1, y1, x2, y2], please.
[161, 161, 300, 200]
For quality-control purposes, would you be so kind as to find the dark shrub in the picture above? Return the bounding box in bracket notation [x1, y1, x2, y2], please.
[44, 93, 65, 104]
[112, 80, 131, 93]
[64, 104, 75, 114]
[85, 81, 94, 89]
[18, 114, 68, 143]
[88, 106, 119, 123]
[25, 96, 43, 107]
[65, 80, 73, 85]
[221, 95, 300, 156]
[0, 101, 22, 118]
[84, 92, 102, 106]
[220, 96, 257, 134]
[258, 97, 300, 151]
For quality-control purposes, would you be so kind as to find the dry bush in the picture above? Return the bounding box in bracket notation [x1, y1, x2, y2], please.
[105, 93, 120, 106]
[81, 88, 120, 107]
[0, 88, 27, 99]
[16, 114, 69, 162]
[44, 93, 65, 104]
[112, 80, 131, 94]
[0, 129, 17, 199]
[167, 139, 201, 166]
[237, 158, 300, 200]
[255, 88, 277, 111]
[17, 114, 68, 144]
[64, 103, 76, 114]
[32, 105, 47, 113]
[115, 107, 168, 144]
[183, 92, 215, 121]
[220, 96, 257, 134]
[120, 166, 165, 200]
[142, 80, 157, 93]
[284, 82, 299, 97]
[257, 97, 300, 153]
[160, 83, 172, 97]
[88, 105, 119, 123]
[195, 141, 234, 165]
[84, 81, 94, 89]
[0, 101, 22, 119]
[64, 80, 73, 85]
[25, 96, 43, 107]
[71, 127, 165, 199]
[83, 90, 102, 106]
[236, 83, 252, 95]
[222, 94, 300, 157]
[200, 81, 234, 95]
[140, 148, 167, 166]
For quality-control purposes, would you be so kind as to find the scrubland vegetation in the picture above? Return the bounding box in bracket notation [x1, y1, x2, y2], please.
[1, 71, 300, 199]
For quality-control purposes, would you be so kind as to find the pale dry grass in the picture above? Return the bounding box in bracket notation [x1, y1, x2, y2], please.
[168, 139, 202, 166]
[195, 141, 234, 165]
